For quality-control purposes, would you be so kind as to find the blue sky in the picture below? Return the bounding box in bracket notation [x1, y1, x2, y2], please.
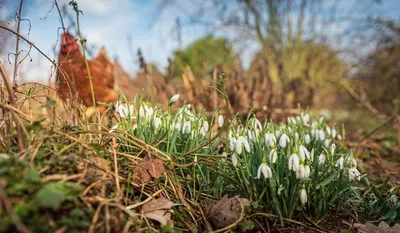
[1, 0, 399, 83]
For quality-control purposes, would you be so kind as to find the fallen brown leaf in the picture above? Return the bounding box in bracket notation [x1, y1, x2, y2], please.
[133, 155, 164, 184]
[354, 221, 400, 233]
[142, 196, 176, 226]
[205, 194, 250, 229]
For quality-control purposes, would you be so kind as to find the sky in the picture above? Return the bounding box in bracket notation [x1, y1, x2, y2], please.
[1, 0, 399, 83]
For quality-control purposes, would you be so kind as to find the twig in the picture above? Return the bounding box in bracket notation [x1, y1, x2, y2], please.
[126, 188, 165, 210]
[0, 62, 25, 152]
[0, 187, 31, 233]
[12, 0, 25, 87]
[112, 137, 121, 200]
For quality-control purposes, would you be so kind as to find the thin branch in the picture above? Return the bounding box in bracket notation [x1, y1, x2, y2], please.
[12, 0, 24, 87]
[0, 62, 25, 152]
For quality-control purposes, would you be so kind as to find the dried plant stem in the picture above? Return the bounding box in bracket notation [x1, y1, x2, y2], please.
[74, 9, 96, 108]
[0, 187, 31, 233]
[112, 137, 121, 200]
[12, 0, 24, 87]
[0, 62, 25, 152]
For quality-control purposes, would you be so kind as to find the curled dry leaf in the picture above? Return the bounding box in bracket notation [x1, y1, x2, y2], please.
[204, 194, 250, 229]
[133, 155, 164, 184]
[141, 196, 176, 226]
[354, 221, 400, 233]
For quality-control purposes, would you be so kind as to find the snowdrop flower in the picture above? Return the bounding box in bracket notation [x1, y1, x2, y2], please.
[252, 118, 262, 131]
[330, 143, 336, 155]
[183, 121, 191, 134]
[242, 137, 251, 153]
[115, 103, 135, 119]
[296, 164, 305, 179]
[235, 138, 243, 155]
[264, 133, 277, 146]
[301, 113, 310, 125]
[337, 134, 342, 140]
[275, 130, 282, 138]
[218, 115, 224, 128]
[348, 167, 361, 181]
[169, 94, 180, 104]
[326, 126, 331, 135]
[319, 117, 324, 124]
[324, 139, 331, 148]
[109, 124, 119, 133]
[318, 154, 326, 165]
[318, 129, 326, 141]
[331, 129, 337, 139]
[299, 145, 310, 161]
[304, 134, 311, 145]
[288, 154, 300, 171]
[232, 153, 238, 166]
[200, 120, 209, 136]
[295, 132, 299, 140]
[247, 129, 255, 142]
[257, 163, 272, 179]
[311, 121, 318, 129]
[304, 165, 311, 178]
[194, 155, 198, 164]
[229, 135, 236, 151]
[300, 188, 307, 205]
[132, 124, 137, 130]
[174, 122, 181, 131]
[279, 134, 290, 148]
[335, 157, 344, 169]
[269, 149, 277, 164]
[153, 117, 162, 129]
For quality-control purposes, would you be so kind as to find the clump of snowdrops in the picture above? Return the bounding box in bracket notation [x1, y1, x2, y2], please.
[226, 112, 363, 223]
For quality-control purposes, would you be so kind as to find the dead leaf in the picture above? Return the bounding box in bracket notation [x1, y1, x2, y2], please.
[204, 194, 250, 229]
[354, 221, 400, 233]
[133, 156, 164, 184]
[142, 196, 176, 226]
[88, 156, 112, 174]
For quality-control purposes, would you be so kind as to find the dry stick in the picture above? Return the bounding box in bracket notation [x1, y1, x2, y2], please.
[0, 62, 25, 152]
[0, 187, 31, 233]
[112, 137, 121, 201]
[12, 0, 24, 87]
[0, 25, 68, 80]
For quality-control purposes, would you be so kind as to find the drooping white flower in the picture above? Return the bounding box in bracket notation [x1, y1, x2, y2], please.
[296, 164, 305, 179]
[311, 121, 318, 129]
[279, 134, 290, 148]
[324, 139, 331, 148]
[326, 126, 331, 135]
[318, 129, 326, 141]
[300, 188, 308, 205]
[153, 117, 162, 129]
[318, 154, 326, 165]
[330, 143, 336, 155]
[169, 94, 180, 104]
[348, 167, 361, 181]
[247, 129, 255, 142]
[242, 137, 251, 153]
[337, 134, 342, 140]
[202, 120, 209, 134]
[295, 132, 299, 140]
[304, 134, 311, 145]
[229, 137, 236, 151]
[182, 121, 192, 134]
[235, 138, 243, 155]
[264, 133, 277, 146]
[252, 118, 262, 131]
[335, 157, 344, 169]
[275, 130, 282, 138]
[299, 145, 310, 161]
[288, 154, 300, 171]
[269, 149, 277, 164]
[218, 115, 224, 128]
[232, 153, 238, 166]
[301, 113, 310, 125]
[257, 163, 272, 179]
[331, 129, 337, 139]
[304, 165, 311, 178]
